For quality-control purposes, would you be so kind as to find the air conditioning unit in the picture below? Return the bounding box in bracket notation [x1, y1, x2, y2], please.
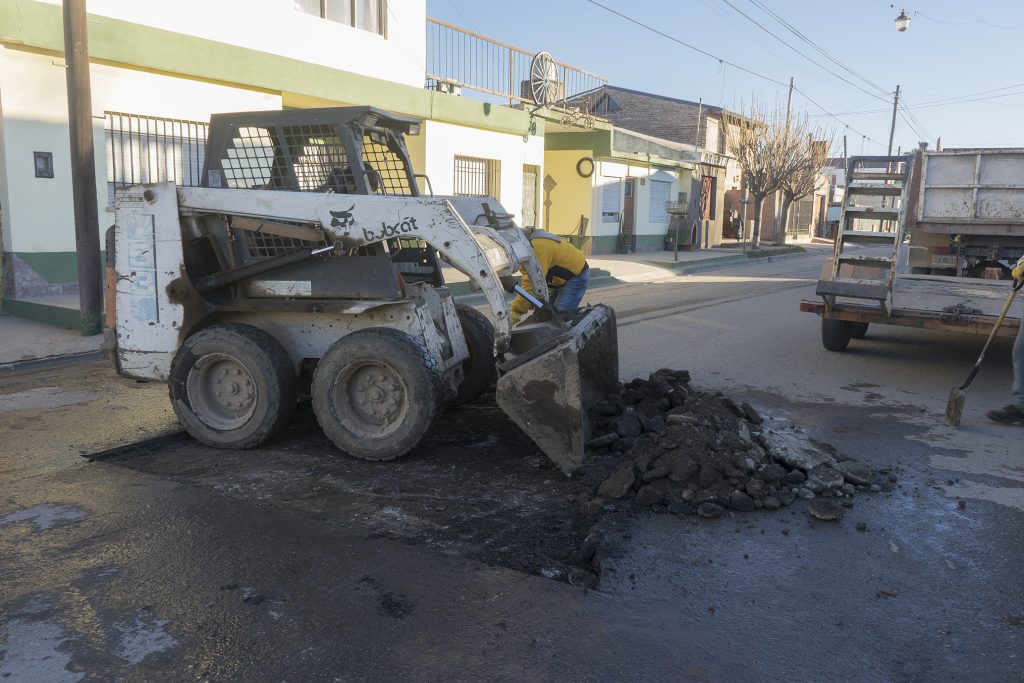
[519, 79, 565, 104]
[435, 80, 462, 96]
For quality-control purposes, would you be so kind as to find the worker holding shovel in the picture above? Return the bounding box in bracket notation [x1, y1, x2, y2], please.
[510, 228, 590, 325]
[987, 257, 1024, 426]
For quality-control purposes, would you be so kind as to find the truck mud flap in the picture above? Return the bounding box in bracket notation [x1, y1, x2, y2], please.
[495, 305, 619, 475]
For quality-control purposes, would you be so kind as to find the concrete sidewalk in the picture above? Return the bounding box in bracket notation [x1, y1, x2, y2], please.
[1, 240, 828, 372]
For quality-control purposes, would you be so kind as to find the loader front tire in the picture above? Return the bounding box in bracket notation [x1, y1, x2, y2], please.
[312, 328, 443, 461]
[448, 304, 496, 406]
[821, 317, 853, 352]
[169, 323, 297, 448]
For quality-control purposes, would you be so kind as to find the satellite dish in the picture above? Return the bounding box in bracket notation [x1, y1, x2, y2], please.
[529, 51, 560, 106]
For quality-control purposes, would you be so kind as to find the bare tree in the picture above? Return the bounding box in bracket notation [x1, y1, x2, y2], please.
[776, 120, 833, 245]
[725, 103, 802, 249]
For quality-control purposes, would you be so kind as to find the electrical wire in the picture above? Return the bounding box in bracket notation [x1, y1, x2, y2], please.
[582, 0, 788, 87]
[736, 0, 891, 102]
[582, 0, 889, 149]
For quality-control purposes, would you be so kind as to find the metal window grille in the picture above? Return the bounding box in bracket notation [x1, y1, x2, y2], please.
[362, 133, 413, 196]
[284, 125, 351, 192]
[104, 112, 208, 205]
[453, 155, 500, 198]
[221, 126, 290, 190]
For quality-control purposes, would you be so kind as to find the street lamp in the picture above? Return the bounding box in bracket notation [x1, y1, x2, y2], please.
[895, 9, 910, 32]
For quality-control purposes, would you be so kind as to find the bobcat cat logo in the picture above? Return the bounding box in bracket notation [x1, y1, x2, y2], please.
[329, 205, 356, 230]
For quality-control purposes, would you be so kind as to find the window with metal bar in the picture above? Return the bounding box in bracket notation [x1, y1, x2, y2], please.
[293, 0, 386, 35]
[104, 112, 208, 206]
[453, 155, 500, 199]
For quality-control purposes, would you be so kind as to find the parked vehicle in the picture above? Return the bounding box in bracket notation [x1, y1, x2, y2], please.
[801, 149, 1023, 350]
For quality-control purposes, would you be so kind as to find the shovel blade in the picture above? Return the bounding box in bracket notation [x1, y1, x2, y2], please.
[945, 386, 966, 428]
[495, 305, 619, 475]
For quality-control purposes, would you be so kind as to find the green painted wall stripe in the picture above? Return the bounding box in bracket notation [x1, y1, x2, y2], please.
[11, 251, 80, 284]
[0, 0, 540, 137]
[1, 297, 84, 329]
[545, 131, 611, 155]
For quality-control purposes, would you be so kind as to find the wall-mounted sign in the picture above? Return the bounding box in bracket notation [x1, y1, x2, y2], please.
[33, 151, 53, 179]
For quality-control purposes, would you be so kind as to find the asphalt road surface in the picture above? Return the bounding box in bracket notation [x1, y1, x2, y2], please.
[1, 250, 1020, 682]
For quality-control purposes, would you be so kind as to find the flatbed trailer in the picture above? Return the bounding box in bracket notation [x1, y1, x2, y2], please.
[803, 149, 1023, 350]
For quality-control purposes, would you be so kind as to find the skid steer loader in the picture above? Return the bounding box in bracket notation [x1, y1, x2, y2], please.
[104, 106, 618, 474]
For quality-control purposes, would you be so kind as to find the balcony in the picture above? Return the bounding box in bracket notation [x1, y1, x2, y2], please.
[425, 17, 606, 121]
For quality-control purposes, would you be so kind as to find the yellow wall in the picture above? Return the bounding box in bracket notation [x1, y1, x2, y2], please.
[543, 150, 593, 235]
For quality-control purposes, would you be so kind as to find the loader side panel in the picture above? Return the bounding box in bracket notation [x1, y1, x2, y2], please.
[112, 182, 186, 381]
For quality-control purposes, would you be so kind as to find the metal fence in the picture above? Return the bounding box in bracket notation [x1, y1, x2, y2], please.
[425, 17, 606, 110]
[104, 111, 208, 205]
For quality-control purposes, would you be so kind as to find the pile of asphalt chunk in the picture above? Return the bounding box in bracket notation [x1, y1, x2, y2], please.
[583, 369, 892, 519]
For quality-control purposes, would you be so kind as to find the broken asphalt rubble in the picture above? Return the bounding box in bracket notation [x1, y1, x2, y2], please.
[582, 369, 895, 520]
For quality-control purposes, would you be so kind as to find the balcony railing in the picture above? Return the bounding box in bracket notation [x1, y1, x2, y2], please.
[426, 17, 606, 114]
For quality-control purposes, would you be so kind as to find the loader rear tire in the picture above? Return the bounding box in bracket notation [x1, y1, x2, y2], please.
[849, 322, 869, 339]
[821, 317, 853, 352]
[448, 304, 496, 406]
[169, 323, 297, 449]
[312, 328, 443, 461]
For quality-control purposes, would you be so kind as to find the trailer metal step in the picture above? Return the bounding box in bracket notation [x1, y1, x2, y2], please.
[845, 185, 904, 197]
[850, 172, 906, 181]
[837, 255, 893, 267]
[840, 230, 898, 244]
[844, 209, 900, 220]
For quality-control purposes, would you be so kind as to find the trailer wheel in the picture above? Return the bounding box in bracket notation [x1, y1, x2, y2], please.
[312, 328, 443, 461]
[849, 322, 869, 339]
[169, 323, 297, 448]
[821, 318, 853, 352]
[448, 304, 496, 406]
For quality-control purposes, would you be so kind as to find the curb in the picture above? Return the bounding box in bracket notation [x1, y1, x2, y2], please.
[0, 349, 108, 376]
[645, 248, 817, 276]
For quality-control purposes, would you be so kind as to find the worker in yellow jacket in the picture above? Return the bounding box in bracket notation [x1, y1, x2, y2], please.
[510, 228, 590, 325]
[987, 256, 1024, 425]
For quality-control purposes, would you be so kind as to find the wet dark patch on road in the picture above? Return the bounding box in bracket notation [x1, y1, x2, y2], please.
[90, 397, 621, 587]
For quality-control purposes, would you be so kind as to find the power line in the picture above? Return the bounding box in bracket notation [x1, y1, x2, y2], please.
[792, 86, 886, 150]
[813, 87, 1024, 116]
[744, 0, 892, 100]
[582, 0, 788, 86]
[582, 0, 889, 148]
[719, 0, 890, 103]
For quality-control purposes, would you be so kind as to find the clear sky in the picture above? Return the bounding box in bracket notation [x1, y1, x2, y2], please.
[426, 0, 1024, 155]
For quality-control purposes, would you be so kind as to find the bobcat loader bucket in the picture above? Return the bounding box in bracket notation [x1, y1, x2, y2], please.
[495, 304, 619, 475]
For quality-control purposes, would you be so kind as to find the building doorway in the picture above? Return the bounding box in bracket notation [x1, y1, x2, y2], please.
[522, 164, 539, 228]
[621, 177, 636, 252]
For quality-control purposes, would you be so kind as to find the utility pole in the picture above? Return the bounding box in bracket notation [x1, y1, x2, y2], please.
[63, 0, 103, 336]
[695, 98, 703, 148]
[887, 84, 901, 155]
[774, 76, 795, 242]
[784, 76, 794, 131]
[881, 85, 901, 214]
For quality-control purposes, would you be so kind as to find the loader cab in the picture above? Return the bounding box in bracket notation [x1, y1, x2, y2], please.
[201, 106, 442, 287]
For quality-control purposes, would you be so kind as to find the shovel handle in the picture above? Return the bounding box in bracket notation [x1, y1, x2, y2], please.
[958, 287, 1018, 390]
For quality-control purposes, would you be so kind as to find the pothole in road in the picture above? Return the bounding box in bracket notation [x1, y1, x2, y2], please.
[87, 373, 896, 590]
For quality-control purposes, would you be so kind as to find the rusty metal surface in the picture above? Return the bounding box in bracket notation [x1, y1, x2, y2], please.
[495, 305, 618, 475]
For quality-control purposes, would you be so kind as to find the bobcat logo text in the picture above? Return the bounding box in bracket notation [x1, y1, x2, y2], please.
[362, 217, 420, 242]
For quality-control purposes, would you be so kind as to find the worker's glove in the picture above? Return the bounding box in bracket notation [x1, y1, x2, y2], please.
[510, 311, 522, 327]
[1013, 256, 1024, 285]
